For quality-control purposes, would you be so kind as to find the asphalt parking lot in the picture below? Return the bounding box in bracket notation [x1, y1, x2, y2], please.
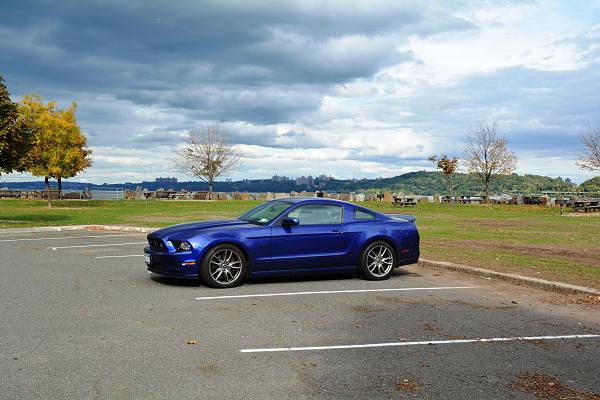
[1, 230, 599, 399]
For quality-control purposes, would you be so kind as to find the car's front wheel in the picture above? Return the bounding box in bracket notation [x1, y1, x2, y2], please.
[358, 241, 396, 280]
[200, 244, 247, 288]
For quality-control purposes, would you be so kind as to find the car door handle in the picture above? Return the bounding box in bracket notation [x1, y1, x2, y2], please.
[332, 229, 344, 233]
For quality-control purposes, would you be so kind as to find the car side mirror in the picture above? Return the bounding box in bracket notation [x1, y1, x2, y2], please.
[281, 217, 300, 226]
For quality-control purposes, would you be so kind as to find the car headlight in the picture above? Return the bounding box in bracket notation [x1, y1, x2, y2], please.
[171, 240, 192, 252]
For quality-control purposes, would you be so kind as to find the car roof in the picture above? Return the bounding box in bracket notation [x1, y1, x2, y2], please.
[274, 197, 352, 206]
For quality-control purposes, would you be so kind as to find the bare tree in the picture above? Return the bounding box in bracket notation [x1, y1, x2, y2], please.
[464, 121, 518, 201]
[577, 124, 600, 171]
[428, 154, 460, 202]
[172, 125, 240, 199]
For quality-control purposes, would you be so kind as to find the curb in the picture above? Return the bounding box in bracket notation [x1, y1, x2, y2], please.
[0, 225, 155, 234]
[418, 259, 600, 296]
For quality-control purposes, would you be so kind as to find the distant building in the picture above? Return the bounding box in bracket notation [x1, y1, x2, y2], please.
[155, 177, 178, 184]
[272, 175, 290, 182]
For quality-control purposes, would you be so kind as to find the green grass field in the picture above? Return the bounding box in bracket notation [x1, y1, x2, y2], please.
[1, 199, 598, 289]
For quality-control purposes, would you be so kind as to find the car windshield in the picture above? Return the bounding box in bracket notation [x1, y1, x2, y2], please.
[238, 200, 293, 225]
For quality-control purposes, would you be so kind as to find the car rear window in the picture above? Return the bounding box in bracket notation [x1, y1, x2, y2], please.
[354, 209, 376, 220]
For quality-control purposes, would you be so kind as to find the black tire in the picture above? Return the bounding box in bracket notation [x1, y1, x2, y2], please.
[199, 244, 247, 288]
[358, 241, 396, 280]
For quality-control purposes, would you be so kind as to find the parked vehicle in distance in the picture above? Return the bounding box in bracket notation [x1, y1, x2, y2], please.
[144, 198, 420, 288]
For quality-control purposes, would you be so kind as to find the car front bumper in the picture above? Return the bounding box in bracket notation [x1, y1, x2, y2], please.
[144, 246, 199, 279]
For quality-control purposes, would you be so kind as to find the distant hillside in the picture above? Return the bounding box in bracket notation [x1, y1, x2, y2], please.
[2, 171, 590, 196]
[580, 176, 600, 193]
[335, 171, 579, 195]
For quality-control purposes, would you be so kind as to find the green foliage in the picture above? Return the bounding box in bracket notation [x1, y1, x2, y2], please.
[324, 171, 578, 195]
[0, 75, 32, 175]
[579, 176, 600, 193]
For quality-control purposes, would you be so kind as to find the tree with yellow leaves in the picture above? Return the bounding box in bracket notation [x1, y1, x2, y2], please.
[18, 94, 92, 207]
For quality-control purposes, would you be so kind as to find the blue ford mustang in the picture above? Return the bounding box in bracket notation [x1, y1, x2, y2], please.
[144, 198, 419, 288]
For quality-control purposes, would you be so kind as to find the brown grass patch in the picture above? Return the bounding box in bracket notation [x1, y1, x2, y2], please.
[426, 239, 600, 269]
[564, 213, 600, 218]
[424, 240, 600, 274]
[461, 218, 547, 229]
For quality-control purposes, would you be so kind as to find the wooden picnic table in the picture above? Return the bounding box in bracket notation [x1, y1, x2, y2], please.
[392, 196, 416, 207]
[572, 199, 600, 212]
[441, 195, 486, 204]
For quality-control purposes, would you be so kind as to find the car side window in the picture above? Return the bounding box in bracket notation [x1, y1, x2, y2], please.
[354, 209, 377, 221]
[287, 205, 343, 225]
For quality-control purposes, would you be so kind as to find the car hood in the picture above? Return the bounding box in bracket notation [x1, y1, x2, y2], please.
[150, 219, 253, 239]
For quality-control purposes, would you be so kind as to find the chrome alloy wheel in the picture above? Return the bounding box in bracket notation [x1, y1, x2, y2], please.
[209, 249, 243, 284]
[366, 245, 394, 277]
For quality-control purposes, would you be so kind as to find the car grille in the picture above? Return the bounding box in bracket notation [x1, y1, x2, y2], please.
[147, 236, 167, 252]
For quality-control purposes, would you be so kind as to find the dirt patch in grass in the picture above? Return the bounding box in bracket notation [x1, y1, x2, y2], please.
[423, 249, 600, 289]
[428, 239, 600, 265]
[38, 207, 88, 210]
[126, 215, 191, 222]
[513, 372, 600, 399]
[564, 213, 600, 218]
[461, 218, 549, 229]
[423, 240, 600, 276]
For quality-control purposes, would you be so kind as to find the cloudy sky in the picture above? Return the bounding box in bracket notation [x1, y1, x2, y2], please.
[1, 0, 599, 184]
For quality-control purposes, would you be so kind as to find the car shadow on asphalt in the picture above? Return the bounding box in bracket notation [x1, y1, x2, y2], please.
[149, 275, 201, 287]
[247, 267, 419, 286]
[148, 267, 419, 288]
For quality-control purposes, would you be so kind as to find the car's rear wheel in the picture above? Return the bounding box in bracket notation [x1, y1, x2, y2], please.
[358, 241, 395, 280]
[200, 244, 246, 288]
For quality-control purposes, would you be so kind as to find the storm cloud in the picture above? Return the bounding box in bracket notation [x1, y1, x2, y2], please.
[0, 0, 599, 183]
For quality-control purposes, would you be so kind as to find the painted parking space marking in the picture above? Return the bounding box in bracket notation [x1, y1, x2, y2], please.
[240, 334, 600, 353]
[49, 242, 147, 250]
[195, 286, 477, 300]
[0, 233, 141, 243]
[95, 254, 145, 259]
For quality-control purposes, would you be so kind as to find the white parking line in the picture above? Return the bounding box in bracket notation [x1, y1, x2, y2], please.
[0, 233, 141, 243]
[195, 286, 477, 300]
[240, 334, 600, 353]
[49, 242, 147, 250]
[95, 254, 145, 259]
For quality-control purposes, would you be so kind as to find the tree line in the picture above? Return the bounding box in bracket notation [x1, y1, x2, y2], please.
[0, 76, 91, 207]
[429, 120, 599, 201]
[172, 120, 599, 201]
